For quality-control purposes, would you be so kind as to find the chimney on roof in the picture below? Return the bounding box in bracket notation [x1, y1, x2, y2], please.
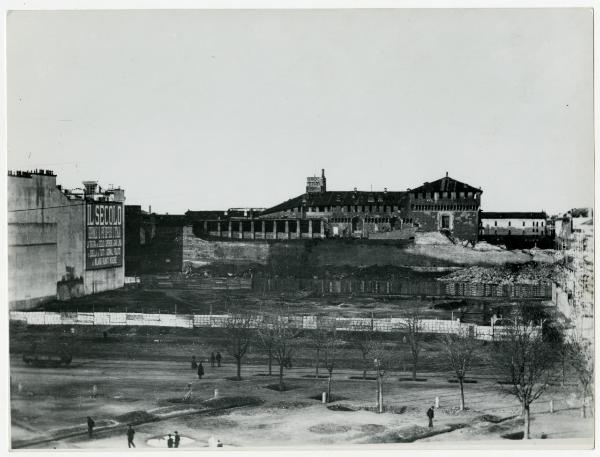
[446, 171, 448, 178]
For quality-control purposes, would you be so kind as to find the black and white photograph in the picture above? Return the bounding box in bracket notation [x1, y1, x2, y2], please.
[3, 4, 596, 452]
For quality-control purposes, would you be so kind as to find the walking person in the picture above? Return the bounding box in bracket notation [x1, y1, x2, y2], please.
[427, 406, 435, 428]
[87, 416, 95, 438]
[127, 425, 136, 448]
[216, 352, 222, 367]
[197, 361, 204, 379]
[167, 434, 174, 448]
[174, 431, 181, 448]
[210, 352, 216, 368]
[191, 355, 197, 369]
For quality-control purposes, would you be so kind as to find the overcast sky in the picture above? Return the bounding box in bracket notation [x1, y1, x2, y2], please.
[7, 9, 594, 215]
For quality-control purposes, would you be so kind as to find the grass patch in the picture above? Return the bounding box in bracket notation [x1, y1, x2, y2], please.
[204, 396, 263, 409]
[361, 424, 386, 434]
[361, 405, 409, 414]
[476, 414, 516, 424]
[502, 431, 524, 440]
[398, 377, 427, 382]
[327, 404, 357, 412]
[224, 376, 247, 382]
[448, 379, 478, 384]
[349, 376, 377, 381]
[115, 410, 159, 425]
[265, 384, 297, 392]
[253, 373, 278, 377]
[372, 422, 468, 443]
[271, 401, 311, 409]
[301, 375, 330, 379]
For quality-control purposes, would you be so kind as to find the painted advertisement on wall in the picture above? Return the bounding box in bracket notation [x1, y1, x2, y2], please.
[86, 202, 123, 270]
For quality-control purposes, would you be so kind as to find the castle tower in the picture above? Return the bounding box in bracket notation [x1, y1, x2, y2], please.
[306, 169, 326, 194]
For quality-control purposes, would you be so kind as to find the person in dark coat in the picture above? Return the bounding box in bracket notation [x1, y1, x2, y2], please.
[210, 352, 216, 368]
[174, 431, 181, 448]
[216, 352, 222, 367]
[191, 355, 197, 369]
[427, 406, 435, 427]
[127, 425, 136, 448]
[87, 416, 95, 438]
[197, 361, 204, 379]
[167, 434, 174, 448]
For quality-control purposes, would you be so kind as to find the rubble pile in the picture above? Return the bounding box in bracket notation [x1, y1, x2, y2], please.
[414, 232, 454, 245]
[471, 241, 506, 251]
[439, 262, 567, 285]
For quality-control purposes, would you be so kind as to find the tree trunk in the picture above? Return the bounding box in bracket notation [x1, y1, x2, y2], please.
[363, 369, 366, 380]
[524, 403, 530, 439]
[236, 357, 241, 380]
[327, 371, 332, 403]
[378, 374, 383, 413]
[279, 364, 284, 392]
[459, 377, 465, 411]
[375, 374, 380, 412]
[412, 362, 417, 381]
[581, 395, 587, 418]
[268, 348, 272, 376]
[315, 348, 320, 379]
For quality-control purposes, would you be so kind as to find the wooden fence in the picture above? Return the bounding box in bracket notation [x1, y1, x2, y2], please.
[9, 311, 539, 341]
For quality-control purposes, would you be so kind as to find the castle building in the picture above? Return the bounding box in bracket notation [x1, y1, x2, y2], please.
[249, 170, 483, 241]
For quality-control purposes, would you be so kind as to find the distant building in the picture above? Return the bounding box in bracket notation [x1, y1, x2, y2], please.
[237, 171, 482, 241]
[553, 208, 594, 340]
[125, 205, 186, 275]
[479, 211, 552, 248]
[8, 170, 125, 310]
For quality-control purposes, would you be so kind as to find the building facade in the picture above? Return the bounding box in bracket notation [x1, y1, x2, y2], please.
[255, 170, 482, 241]
[479, 212, 552, 248]
[8, 170, 125, 310]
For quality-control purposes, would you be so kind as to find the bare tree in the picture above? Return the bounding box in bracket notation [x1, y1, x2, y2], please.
[311, 326, 328, 379]
[262, 313, 302, 392]
[366, 335, 396, 413]
[402, 311, 424, 381]
[442, 328, 479, 410]
[491, 311, 557, 439]
[256, 320, 276, 376]
[349, 320, 376, 380]
[567, 337, 594, 418]
[223, 313, 254, 380]
[320, 323, 342, 402]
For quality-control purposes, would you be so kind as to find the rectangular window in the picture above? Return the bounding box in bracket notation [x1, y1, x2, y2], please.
[441, 215, 450, 229]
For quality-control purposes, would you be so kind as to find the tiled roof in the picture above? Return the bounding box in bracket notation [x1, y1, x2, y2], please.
[261, 191, 408, 215]
[409, 175, 481, 194]
[481, 212, 547, 219]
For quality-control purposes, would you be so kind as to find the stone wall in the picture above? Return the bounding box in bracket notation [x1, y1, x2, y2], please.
[183, 226, 271, 267]
[412, 210, 478, 241]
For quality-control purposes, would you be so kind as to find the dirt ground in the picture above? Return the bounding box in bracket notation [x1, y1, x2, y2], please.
[11, 354, 593, 449]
